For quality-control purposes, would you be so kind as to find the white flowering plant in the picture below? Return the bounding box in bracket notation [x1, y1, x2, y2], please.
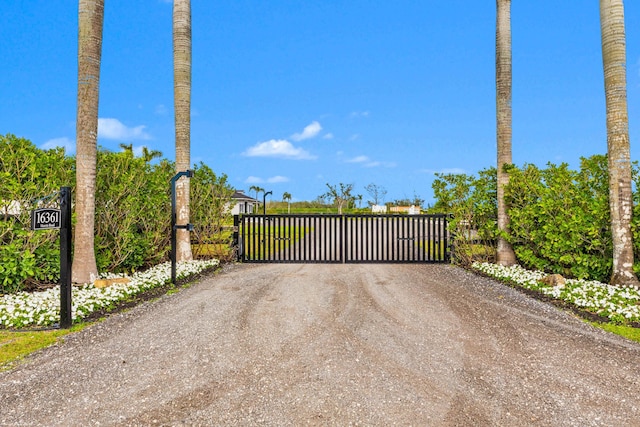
[0, 260, 219, 329]
[473, 262, 640, 324]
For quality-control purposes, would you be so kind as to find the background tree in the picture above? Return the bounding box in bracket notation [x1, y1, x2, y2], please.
[599, 0, 639, 285]
[249, 185, 264, 201]
[412, 192, 424, 208]
[141, 146, 163, 162]
[282, 191, 292, 214]
[322, 183, 354, 214]
[495, 0, 517, 266]
[119, 144, 162, 162]
[365, 183, 387, 206]
[173, 0, 192, 262]
[72, 0, 104, 283]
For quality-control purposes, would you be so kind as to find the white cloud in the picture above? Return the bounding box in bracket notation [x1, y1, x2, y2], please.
[291, 121, 322, 141]
[367, 161, 396, 168]
[322, 133, 334, 140]
[98, 118, 152, 141]
[41, 137, 75, 154]
[347, 155, 370, 163]
[245, 176, 264, 184]
[155, 104, 168, 115]
[267, 176, 289, 183]
[243, 139, 316, 160]
[347, 154, 396, 168]
[132, 145, 146, 157]
[244, 175, 289, 184]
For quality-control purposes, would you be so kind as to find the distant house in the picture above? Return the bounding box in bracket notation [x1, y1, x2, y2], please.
[228, 191, 260, 215]
[389, 205, 421, 215]
[1, 200, 22, 219]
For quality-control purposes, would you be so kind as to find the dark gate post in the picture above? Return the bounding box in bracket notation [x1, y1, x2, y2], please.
[59, 187, 72, 329]
[446, 213, 454, 263]
[262, 191, 272, 261]
[233, 215, 240, 261]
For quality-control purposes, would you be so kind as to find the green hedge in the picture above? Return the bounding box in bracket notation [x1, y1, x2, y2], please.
[431, 154, 639, 283]
[0, 134, 232, 293]
[0, 135, 74, 292]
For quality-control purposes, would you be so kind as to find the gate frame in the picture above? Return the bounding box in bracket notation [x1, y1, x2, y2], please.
[233, 213, 452, 264]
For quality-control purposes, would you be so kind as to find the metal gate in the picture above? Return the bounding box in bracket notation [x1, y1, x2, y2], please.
[233, 214, 450, 263]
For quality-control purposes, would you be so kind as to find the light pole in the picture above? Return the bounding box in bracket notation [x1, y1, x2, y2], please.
[263, 191, 272, 216]
[262, 191, 272, 259]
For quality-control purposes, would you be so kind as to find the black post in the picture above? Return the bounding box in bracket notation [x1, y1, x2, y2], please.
[233, 215, 240, 261]
[171, 181, 177, 284]
[262, 191, 272, 259]
[447, 213, 454, 263]
[59, 187, 72, 329]
[170, 170, 194, 285]
[263, 191, 272, 216]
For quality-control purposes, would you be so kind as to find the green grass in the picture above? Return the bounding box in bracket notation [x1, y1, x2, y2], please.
[265, 204, 369, 215]
[416, 239, 448, 258]
[589, 322, 640, 343]
[243, 225, 311, 260]
[0, 324, 87, 371]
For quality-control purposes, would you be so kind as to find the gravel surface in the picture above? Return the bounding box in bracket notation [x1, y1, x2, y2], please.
[1, 263, 639, 426]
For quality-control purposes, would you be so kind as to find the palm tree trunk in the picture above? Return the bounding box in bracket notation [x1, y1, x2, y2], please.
[600, 0, 639, 285]
[174, 0, 193, 262]
[496, 0, 517, 266]
[72, 0, 104, 283]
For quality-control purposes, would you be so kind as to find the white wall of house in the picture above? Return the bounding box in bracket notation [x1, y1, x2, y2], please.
[230, 201, 258, 215]
[226, 191, 261, 216]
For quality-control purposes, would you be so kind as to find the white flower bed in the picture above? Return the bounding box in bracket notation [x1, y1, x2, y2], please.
[473, 262, 640, 323]
[0, 260, 219, 329]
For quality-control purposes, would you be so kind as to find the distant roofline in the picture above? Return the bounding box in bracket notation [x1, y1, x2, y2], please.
[231, 190, 259, 202]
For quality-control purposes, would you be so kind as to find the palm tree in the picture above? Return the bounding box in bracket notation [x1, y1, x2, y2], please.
[250, 185, 264, 201]
[173, 0, 192, 262]
[495, 0, 517, 266]
[600, 0, 639, 285]
[72, 0, 104, 283]
[282, 192, 292, 214]
[141, 146, 163, 162]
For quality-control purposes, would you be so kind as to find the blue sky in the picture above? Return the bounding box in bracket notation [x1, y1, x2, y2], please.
[2, 1, 640, 206]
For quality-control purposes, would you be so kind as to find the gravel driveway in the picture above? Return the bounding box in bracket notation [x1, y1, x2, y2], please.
[1, 263, 639, 426]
